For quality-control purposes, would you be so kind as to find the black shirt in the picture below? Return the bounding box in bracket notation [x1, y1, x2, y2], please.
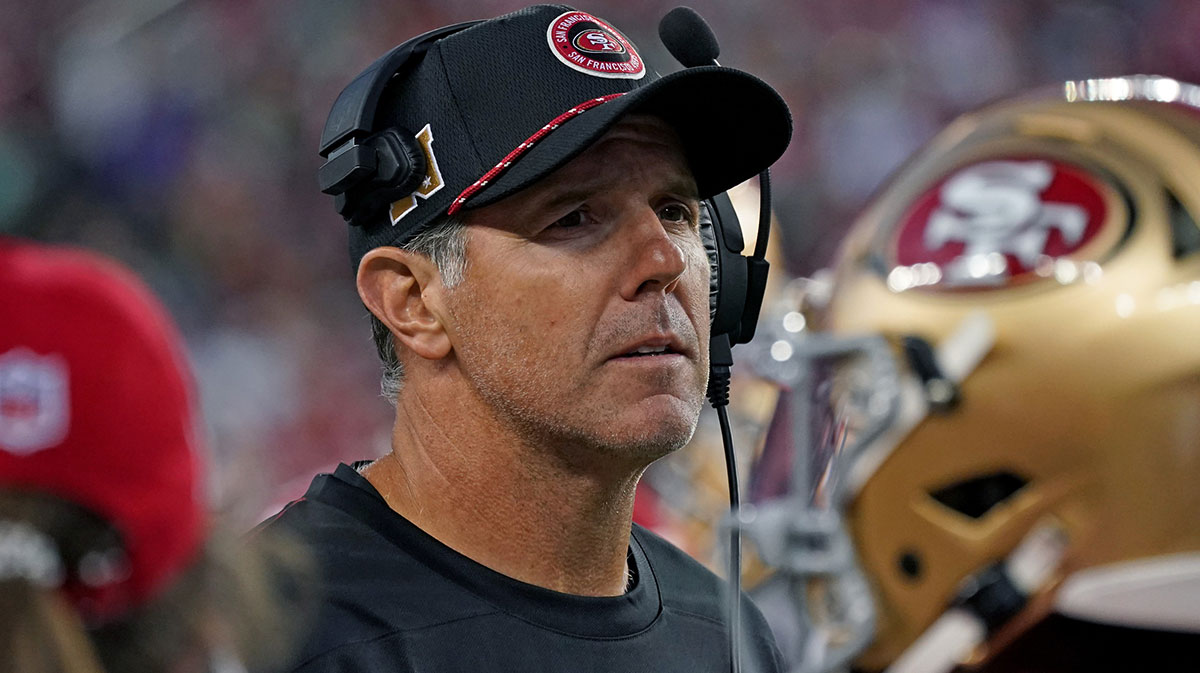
[262, 463, 783, 673]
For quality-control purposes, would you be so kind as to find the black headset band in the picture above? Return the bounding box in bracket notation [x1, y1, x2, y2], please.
[319, 20, 483, 158]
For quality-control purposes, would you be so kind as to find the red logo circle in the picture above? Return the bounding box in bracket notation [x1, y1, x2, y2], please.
[547, 12, 644, 80]
[887, 159, 1118, 290]
[573, 29, 627, 55]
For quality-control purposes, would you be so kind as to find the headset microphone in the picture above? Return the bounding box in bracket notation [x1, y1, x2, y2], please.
[660, 7, 774, 351]
[659, 7, 721, 67]
[660, 8, 775, 673]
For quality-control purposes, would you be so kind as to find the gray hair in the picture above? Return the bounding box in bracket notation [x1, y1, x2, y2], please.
[369, 215, 469, 404]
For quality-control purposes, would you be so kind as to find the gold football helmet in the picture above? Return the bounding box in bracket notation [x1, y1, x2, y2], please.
[739, 76, 1200, 673]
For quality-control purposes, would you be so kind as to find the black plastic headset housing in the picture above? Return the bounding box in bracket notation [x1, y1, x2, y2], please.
[317, 21, 482, 224]
[703, 189, 770, 347]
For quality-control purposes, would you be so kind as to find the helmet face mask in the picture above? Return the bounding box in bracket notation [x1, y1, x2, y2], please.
[741, 327, 901, 673]
[742, 76, 1200, 672]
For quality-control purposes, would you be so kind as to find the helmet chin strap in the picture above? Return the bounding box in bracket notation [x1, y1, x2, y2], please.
[884, 519, 1069, 673]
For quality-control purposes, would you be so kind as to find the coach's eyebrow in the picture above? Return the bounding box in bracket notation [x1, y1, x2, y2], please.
[662, 176, 700, 200]
[538, 172, 698, 208]
[539, 187, 596, 212]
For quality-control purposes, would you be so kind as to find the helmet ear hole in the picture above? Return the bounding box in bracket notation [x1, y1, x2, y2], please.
[897, 550, 923, 582]
[928, 471, 1029, 520]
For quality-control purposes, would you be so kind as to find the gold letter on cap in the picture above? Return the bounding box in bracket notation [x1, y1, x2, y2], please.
[389, 124, 445, 225]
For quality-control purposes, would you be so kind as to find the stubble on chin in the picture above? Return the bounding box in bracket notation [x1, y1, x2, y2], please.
[465, 352, 705, 471]
[453, 342, 706, 471]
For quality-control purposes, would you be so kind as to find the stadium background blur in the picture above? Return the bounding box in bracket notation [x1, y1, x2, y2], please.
[2, 0, 1196, 527]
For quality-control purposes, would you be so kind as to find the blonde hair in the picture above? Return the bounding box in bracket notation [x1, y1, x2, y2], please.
[0, 579, 105, 673]
[0, 492, 316, 673]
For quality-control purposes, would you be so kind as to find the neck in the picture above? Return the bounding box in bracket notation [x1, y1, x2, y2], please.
[363, 386, 644, 597]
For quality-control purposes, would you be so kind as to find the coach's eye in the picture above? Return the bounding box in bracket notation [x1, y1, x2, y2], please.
[550, 209, 588, 229]
[658, 203, 696, 228]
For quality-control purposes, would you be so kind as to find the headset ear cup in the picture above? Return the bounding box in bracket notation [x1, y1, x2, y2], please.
[342, 129, 429, 228]
[705, 192, 749, 340]
[374, 129, 428, 194]
[699, 201, 721, 323]
[317, 20, 481, 227]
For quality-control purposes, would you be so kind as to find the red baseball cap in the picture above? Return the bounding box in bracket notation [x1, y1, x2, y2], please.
[0, 236, 206, 620]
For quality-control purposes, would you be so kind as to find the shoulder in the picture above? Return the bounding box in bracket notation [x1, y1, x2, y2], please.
[259, 473, 499, 670]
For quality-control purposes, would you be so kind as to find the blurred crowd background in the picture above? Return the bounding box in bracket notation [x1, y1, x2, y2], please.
[2, 0, 1197, 519]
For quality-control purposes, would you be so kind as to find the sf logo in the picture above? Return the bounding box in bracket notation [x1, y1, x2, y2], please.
[925, 161, 1087, 282]
[576, 29, 624, 53]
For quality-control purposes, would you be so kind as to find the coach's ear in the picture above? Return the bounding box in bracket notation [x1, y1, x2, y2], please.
[357, 248, 452, 361]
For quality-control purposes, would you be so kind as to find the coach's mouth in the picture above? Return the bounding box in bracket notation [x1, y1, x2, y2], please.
[608, 334, 692, 361]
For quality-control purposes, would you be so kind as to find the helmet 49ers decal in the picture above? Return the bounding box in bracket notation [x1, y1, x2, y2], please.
[888, 159, 1123, 289]
[547, 11, 645, 80]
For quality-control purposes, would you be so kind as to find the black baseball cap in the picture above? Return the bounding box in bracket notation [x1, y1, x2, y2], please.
[340, 4, 792, 265]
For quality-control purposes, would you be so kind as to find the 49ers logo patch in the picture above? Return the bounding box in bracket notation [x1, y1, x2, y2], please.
[547, 12, 644, 80]
[887, 159, 1124, 290]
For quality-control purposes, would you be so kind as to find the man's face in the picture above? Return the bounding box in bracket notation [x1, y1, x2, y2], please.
[443, 115, 711, 468]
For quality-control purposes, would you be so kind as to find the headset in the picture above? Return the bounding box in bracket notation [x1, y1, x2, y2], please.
[695, 187, 768, 673]
[701, 187, 771, 390]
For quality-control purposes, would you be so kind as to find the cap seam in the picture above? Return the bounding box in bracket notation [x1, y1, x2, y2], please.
[434, 42, 488, 204]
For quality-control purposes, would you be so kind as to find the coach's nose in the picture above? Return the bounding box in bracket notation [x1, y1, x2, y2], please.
[620, 206, 689, 300]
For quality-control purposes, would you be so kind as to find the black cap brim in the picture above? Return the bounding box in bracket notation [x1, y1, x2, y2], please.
[460, 65, 793, 209]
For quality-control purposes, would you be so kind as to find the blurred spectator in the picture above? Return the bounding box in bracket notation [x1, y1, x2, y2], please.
[0, 237, 314, 672]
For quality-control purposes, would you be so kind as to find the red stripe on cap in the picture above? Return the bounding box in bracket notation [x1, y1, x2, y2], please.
[448, 93, 625, 214]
